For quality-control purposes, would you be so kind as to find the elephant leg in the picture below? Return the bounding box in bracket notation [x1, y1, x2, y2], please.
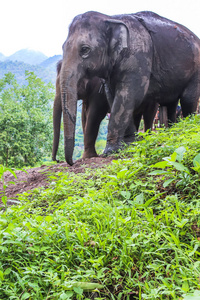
[166, 101, 178, 125]
[105, 104, 134, 154]
[124, 104, 156, 144]
[105, 78, 148, 155]
[81, 101, 87, 135]
[123, 118, 137, 144]
[133, 112, 143, 132]
[83, 95, 109, 159]
[159, 106, 168, 127]
[180, 75, 200, 117]
[123, 111, 143, 145]
[143, 101, 159, 131]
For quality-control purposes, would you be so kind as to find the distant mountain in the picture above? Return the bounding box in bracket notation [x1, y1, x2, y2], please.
[7, 49, 48, 65]
[0, 59, 60, 85]
[40, 55, 62, 68]
[0, 53, 5, 61]
[0, 49, 62, 85]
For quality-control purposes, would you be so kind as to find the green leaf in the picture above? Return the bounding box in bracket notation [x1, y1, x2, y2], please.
[150, 161, 170, 169]
[7, 181, 16, 186]
[21, 293, 31, 300]
[0, 270, 4, 281]
[170, 151, 177, 162]
[169, 232, 180, 247]
[75, 282, 103, 291]
[45, 216, 53, 222]
[60, 291, 73, 299]
[183, 290, 200, 299]
[163, 178, 175, 187]
[73, 286, 83, 295]
[193, 153, 200, 167]
[188, 243, 199, 257]
[4, 268, 11, 275]
[170, 161, 190, 173]
[28, 282, 39, 291]
[120, 191, 131, 200]
[7, 169, 17, 179]
[117, 168, 128, 178]
[182, 281, 189, 293]
[149, 170, 169, 175]
[134, 193, 144, 205]
[1, 195, 7, 205]
[175, 146, 186, 162]
[174, 218, 189, 228]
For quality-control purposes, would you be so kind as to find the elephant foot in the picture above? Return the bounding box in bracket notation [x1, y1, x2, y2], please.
[82, 151, 98, 159]
[123, 134, 136, 144]
[103, 141, 124, 156]
[52, 156, 60, 163]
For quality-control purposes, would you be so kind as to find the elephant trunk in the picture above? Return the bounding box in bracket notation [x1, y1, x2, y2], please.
[52, 74, 62, 162]
[61, 71, 78, 166]
[52, 96, 62, 161]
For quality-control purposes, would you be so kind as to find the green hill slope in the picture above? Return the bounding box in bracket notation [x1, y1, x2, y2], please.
[0, 116, 200, 299]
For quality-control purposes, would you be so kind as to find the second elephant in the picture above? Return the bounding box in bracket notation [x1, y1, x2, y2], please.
[52, 60, 158, 162]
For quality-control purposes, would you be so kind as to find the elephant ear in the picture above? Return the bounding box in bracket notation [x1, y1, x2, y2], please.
[105, 19, 129, 60]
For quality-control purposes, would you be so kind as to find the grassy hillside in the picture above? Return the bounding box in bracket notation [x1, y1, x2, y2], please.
[0, 116, 200, 299]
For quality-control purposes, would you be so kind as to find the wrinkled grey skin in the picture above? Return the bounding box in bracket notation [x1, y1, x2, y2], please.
[60, 11, 200, 165]
[52, 60, 158, 162]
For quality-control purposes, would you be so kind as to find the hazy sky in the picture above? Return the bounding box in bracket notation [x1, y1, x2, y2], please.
[1, 0, 200, 57]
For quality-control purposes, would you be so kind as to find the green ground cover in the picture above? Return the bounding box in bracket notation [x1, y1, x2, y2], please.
[0, 115, 200, 299]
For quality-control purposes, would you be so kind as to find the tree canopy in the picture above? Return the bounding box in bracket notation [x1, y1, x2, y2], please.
[0, 72, 54, 167]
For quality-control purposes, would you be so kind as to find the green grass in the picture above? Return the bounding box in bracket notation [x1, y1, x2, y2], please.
[0, 115, 200, 299]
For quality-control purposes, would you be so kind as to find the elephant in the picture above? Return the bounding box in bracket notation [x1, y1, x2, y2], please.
[59, 10, 200, 165]
[52, 60, 158, 162]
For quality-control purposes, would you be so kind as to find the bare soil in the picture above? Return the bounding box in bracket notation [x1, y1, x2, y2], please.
[0, 156, 114, 207]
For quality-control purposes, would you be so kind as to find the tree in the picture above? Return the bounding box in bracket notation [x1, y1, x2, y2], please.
[0, 72, 54, 167]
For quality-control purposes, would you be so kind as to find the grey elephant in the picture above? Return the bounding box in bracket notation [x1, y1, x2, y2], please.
[59, 10, 200, 165]
[52, 60, 158, 162]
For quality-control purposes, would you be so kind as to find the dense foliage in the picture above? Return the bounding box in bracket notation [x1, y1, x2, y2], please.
[0, 72, 54, 167]
[0, 116, 200, 299]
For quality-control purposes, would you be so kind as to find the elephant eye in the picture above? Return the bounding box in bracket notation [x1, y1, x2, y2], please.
[80, 45, 91, 58]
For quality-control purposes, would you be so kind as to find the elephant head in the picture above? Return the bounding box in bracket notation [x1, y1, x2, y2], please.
[60, 11, 129, 165]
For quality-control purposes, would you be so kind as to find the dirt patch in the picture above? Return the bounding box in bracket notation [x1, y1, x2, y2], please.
[0, 156, 115, 206]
